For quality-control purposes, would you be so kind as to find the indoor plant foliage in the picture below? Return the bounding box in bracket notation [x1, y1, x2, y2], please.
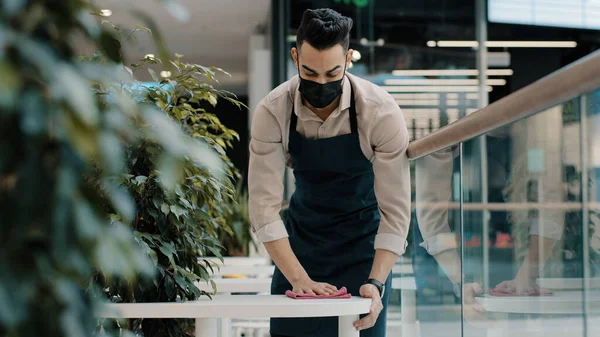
[0, 1, 224, 337]
[88, 48, 244, 336]
[219, 181, 257, 257]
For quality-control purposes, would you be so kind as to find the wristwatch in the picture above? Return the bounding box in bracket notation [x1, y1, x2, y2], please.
[364, 278, 385, 298]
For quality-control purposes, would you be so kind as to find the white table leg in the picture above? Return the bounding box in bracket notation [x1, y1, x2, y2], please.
[196, 318, 218, 337]
[220, 318, 231, 337]
[339, 315, 360, 337]
[401, 289, 419, 337]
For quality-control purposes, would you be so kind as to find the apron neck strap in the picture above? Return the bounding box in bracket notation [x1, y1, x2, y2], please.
[290, 82, 357, 134]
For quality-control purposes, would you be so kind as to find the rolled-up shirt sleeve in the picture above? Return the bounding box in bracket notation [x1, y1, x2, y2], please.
[371, 98, 411, 256]
[415, 147, 458, 255]
[248, 100, 289, 243]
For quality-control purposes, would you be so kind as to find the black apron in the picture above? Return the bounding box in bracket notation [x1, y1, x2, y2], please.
[270, 83, 392, 337]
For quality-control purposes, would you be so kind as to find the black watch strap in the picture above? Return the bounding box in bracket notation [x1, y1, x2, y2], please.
[365, 278, 384, 296]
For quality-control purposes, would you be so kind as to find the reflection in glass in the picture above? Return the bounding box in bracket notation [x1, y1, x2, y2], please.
[411, 146, 465, 337]
[584, 89, 600, 334]
[462, 99, 589, 337]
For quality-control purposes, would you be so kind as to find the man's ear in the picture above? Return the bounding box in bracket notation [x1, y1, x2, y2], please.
[291, 47, 299, 68]
[346, 49, 354, 68]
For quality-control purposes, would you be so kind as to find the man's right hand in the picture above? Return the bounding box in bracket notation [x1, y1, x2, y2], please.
[291, 275, 338, 295]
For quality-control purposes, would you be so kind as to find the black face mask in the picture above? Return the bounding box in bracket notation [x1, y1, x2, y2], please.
[298, 61, 347, 109]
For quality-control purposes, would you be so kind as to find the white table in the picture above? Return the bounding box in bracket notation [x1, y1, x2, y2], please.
[196, 276, 273, 337]
[196, 278, 271, 294]
[212, 265, 275, 277]
[203, 257, 271, 266]
[475, 290, 600, 337]
[537, 277, 600, 290]
[475, 290, 600, 314]
[99, 294, 371, 337]
[391, 277, 418, 337]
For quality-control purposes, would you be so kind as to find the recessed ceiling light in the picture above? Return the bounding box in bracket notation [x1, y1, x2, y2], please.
[391, 69, 514, 76]
[145, 54, 155, 59]
[429, 40, 577, 48]
[99, 9, 112, 17]
[160, 71, 172, 78]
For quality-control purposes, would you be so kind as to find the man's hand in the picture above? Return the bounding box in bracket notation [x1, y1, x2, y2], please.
[494, 277, 538, 294]
[290, 275, 338, 295]
[463, 282, 495, 328]
[353, 284, 383, 331]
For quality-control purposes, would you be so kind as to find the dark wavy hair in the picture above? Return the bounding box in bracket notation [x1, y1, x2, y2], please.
[296, 8, 353, 52]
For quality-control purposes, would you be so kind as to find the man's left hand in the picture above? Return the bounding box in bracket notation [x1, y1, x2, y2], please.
[353, 284, 383, 331]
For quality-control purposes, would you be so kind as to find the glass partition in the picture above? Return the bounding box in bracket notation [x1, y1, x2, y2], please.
[459, 91, 599, 337]
[584, 88, 600, 334]
[406, 145, 462, 337]
[408, 88, 600, 337]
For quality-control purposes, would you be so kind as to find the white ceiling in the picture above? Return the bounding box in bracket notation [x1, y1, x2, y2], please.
[98, 0, 272, 94]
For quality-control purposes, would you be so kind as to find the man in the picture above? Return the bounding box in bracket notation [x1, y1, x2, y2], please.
[248, 8, 410, 337]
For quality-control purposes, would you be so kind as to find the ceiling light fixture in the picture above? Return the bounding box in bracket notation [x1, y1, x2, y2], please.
[99, 9, 112, 17]
[391, 69, 514, 76]
[431, 40, 577, 48]
[383, 86, 493, 93]
[394, 100, 441, 106]
[391, 93, 440, 100]
[145, 54, 155, 59]
[160, 71, 172, 78]
[383, 78, 506, 86]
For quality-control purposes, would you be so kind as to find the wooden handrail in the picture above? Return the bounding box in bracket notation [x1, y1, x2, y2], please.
[407, 50, 600, 160]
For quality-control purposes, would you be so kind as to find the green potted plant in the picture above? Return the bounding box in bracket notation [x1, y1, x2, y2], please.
[219, 181, 257, 257]
[88, 49, 245, 336]
[0, 1, 222, 337]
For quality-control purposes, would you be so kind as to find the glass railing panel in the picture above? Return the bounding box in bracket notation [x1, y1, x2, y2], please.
[583, 88, 600, 334]
[405, 145, 462, 337]
[461, 95, 589, 337]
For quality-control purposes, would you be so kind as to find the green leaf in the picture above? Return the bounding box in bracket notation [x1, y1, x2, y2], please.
[20, 90, 46, 135]
[99, 31, 122, 63]
[53, 64, 99, 127]
[206, 245, 223, 261]
[170, 204, 185, 219]
[135, 25, 153, 36]
[105, 183, 136, 224]
[73, 198, 103, 240]
[135, 175, 148, 185]
[2, 0, 27, 16]
[99, 131, 125, 174]
[148, 68, 159, 82]
[0, 280, 25, 325]
[174, 274, 187, 292]
[149, 250, 158, 267]
[165, 275, 176, 299]
[161, 203, 170, 215]
[152, 197, 163, 209]
[159, 243, 176, 265]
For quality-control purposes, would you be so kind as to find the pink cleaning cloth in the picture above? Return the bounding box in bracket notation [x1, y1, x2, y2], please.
[488, 284, 552, 297]
[285, 286, 352, 299]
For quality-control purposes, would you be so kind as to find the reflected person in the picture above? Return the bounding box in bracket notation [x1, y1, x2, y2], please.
[414, 146, 487, 323]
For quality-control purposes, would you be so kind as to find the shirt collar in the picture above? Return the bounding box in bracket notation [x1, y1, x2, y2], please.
[293, 75, 352, 122]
